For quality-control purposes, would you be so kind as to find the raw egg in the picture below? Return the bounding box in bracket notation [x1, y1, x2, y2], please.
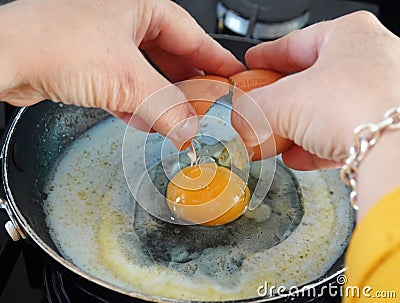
[168, 70, 292, 226]
[166, 162, 250, 226]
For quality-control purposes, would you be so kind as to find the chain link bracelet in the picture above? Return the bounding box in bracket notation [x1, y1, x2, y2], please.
[340, 106, 400, 210]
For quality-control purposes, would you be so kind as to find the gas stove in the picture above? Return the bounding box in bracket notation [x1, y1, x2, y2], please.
[176, 0, 387, 38]
[0, 0, 391, 302]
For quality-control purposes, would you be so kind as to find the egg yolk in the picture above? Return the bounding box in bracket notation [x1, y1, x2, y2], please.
[166, 162, 250, 226]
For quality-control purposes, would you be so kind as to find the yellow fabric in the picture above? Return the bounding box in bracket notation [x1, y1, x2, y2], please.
[344, 187, 400, 303]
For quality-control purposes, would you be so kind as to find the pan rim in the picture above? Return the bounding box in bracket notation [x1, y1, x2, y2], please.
[1, 105, 348, 303]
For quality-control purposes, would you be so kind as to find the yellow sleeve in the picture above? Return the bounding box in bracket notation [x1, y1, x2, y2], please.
[344, 187, 400, 303]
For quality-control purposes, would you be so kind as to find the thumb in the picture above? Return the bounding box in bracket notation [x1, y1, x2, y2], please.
[231, 22, 326, 154]
[231, 74, 305, 148]
[231, 72, 318, 157]
[109, 48, 199, 149]
[232, 21, 346, 168]
[232, 73, 345, 170]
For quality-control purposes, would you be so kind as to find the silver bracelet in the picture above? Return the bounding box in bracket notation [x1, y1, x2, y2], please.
[340, 106, 400, 210]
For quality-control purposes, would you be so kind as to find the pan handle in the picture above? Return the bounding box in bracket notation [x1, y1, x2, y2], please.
[0, 196, 23, 296]
[0, 150, 26, 241]
[0, 197, 26, 241]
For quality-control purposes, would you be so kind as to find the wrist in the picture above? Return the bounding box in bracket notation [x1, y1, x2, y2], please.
[357, 129, 400, 221]
[341, 106, 400, 222]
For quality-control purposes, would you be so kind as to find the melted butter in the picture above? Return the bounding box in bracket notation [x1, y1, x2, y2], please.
[43, 117, 354, 301]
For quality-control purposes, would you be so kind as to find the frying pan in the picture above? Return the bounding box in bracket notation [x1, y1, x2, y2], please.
[0, 34, 353, 302]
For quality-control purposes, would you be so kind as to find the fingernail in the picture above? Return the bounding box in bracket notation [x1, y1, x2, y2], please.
[232, 94, 272, 147]
[168, 115, 199, 148]
[243, 132, 272, 147]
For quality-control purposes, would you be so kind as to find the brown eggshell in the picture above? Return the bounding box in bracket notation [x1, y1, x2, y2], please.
[183, 71, 293, 157]
[179, 75, 230, 151]
[229, 69, 283, 95]
[182, 75, 230, 116]
[229, 69, 293, 158]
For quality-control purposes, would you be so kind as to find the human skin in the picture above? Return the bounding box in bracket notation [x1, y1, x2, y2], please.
[0, 0, 245, 147]
[231, 11, 400, 221]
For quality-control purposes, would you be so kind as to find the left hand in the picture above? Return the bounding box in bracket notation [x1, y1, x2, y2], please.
[0, 0, 245, 146]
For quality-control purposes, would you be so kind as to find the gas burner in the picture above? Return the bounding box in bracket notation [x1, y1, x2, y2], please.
[217, 0, 312, 40]
[43, 266, 109, 303]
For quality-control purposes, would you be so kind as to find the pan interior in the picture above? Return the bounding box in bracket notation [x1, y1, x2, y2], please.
[42, 115, 354, 301]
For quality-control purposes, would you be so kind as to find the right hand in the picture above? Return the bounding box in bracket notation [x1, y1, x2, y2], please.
[232, 11, 400, 170]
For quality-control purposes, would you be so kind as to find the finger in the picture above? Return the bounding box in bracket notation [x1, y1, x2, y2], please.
[0, 85, 45, 107]
[131, 81, 199, 148]
[108, 47, 199, 148]
[281, 145, 341, 171]
[141, 1, 246, 78]
[245, 21, 329, 73]
[142, 47, 204, 82]
[251, 135, 294, 161]
[107, 110, 156, 133]
[231, 66, 315, 149]
[107, 110, 134, 125]
[231, 92, 273, 148]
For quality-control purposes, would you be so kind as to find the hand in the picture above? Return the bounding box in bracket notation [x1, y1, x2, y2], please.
[233, 11, 400, 169]
[0, 0, 245, 147]
[231, 11, 400, 219]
